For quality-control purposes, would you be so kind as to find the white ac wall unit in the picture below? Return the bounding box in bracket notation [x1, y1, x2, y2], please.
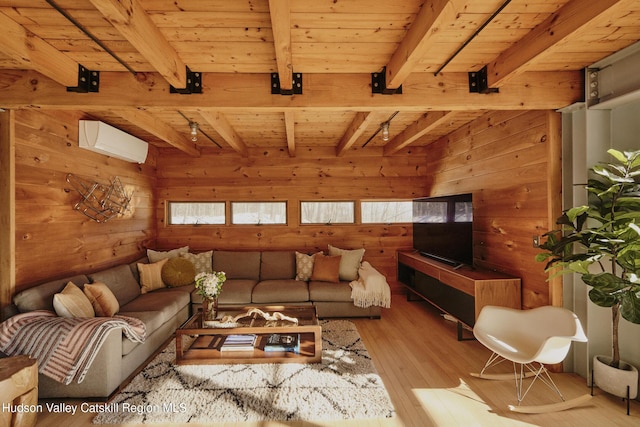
[78, 120, 148, 164]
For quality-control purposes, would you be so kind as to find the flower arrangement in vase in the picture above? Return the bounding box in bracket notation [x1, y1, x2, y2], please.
[195, 271, 226, 321]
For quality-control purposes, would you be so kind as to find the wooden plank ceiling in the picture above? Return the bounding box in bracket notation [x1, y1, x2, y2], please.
[0, 0, 639, 157]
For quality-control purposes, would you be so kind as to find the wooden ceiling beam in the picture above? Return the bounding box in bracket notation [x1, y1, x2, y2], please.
[88, 0, 187, 89]
[111, 108, 200, 157]
[0, 11, 78, 87]
[283, 111, 295, 156]
[487, 0, 624, 87]
[199, 111, 249, 157]
[384, 0, 458, 89]
[335, 112, 377, 157]
[0, 70, 583, 111]
[269, 0, 293, 92]
[383, 111, 454, 155]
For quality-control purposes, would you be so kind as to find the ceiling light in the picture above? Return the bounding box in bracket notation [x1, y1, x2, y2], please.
[189, 122, 198, 142]
[381, 121, 390, 141]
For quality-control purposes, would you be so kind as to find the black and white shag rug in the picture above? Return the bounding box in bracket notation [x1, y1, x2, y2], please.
[93, 320, 395, 424]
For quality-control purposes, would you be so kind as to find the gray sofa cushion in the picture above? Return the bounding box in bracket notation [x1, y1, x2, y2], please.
[118, 310, 165, 356]
[260, 251, 296, 280]
[309, 280, 353, 302]
[120, 290, 190, 322]
[213, 251, 260, 280]
[13, 274, 89, 313]
[252, 279, 310, 303]
[192, 279, 256, 305]
[88, 265, 141, 307]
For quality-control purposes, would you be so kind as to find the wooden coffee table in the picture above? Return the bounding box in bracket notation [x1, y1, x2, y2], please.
[175, 305, 322, 365]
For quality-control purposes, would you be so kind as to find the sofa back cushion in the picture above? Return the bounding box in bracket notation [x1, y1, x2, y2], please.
[260, 251, 296, 280]
[88, 264, 141, 307]
[213, 251, 260, 280]
[13, 274, 90, 313]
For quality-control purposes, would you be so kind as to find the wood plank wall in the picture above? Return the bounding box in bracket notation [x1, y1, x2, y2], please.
[12, 110, 157, 291]
[424, 110, 561, 309]
[5, 108, 559, 310]
[155, 146, 432, 292]
[156, 110, 559, 307]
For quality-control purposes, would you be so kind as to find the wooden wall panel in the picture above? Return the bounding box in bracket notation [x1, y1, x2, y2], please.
[426, 110, 561, 309]
[13, 110, 157, 291]
[0, 110, 15, 316]
[155, 109, 560, 307]
[155, 147, 430, 292]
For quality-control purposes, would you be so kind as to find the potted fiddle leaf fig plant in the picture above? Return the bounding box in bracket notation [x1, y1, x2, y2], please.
[536, 148, 640, 402]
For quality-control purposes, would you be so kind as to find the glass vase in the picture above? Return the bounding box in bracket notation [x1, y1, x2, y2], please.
[202, 296, 218, 322]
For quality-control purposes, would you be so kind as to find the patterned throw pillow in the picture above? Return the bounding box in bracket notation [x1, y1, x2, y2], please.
[180, 251, 213, 275]
[295, 251, 321, 281]
[83, 281, 120, 316]
[138, 258, 168, 294]
[53, 282, 95, 318]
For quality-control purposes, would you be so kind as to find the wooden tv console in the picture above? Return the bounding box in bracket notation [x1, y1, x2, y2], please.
[397, 251, 521, 340]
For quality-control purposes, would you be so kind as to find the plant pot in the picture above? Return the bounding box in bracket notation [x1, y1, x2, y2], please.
[593, 355, 638, 399]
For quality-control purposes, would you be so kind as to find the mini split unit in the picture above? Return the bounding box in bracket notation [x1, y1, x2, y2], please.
[78, 120, 148, 164]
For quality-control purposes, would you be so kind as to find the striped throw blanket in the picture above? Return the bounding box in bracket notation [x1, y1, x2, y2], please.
[0, 310, 146, 385]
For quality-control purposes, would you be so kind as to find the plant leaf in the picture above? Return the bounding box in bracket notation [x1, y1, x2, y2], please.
[620, 290, 640, 324]
[607, 148, 628, 164]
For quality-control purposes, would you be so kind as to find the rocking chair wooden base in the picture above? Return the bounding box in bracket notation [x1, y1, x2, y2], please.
[470, 371, 535, 381]
[508, 394, 593, 413]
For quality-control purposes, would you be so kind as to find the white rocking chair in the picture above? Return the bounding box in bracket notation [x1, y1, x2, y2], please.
[472, 305, 592, 413]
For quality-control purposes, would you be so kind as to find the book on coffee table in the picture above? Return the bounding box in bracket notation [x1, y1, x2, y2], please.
[264, 333, 300, 353]
[220, 334, 257, 352]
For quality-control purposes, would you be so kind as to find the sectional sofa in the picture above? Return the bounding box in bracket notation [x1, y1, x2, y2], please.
[3, 247, 389, 398]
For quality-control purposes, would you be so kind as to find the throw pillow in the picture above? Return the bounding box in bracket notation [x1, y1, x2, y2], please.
[295, 251, 321, 281]
[328, 244, 366, 281]
[180, 251, 213, 275]
[83, 281, 120, 317]
[53, 282, 95, 318]
[138, 258, 169, 294]
[162, 257, 196, 287]
[147, 246, 189, 263]
[310, 254, 342, 283]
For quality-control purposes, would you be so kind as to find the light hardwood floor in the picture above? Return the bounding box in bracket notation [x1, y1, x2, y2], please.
[36, 296, 639, 427]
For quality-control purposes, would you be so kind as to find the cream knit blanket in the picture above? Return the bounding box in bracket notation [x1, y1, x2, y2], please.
[349, 261, 391, 308]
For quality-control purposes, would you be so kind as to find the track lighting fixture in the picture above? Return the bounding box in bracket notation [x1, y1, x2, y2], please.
[189, 121, 198, 142]
[381, 121, 390, 141]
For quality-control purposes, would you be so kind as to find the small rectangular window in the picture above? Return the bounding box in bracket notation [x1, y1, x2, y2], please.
[231, 202, 287, 225]
[301, 201, 355, 224]
[361, 201, 412, 223]
[168, 202, 225, 225]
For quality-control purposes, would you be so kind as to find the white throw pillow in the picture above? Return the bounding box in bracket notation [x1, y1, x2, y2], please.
[328, 244, 365, 281]
[147, 246, 189, 263]
[53, 282, 95, 318]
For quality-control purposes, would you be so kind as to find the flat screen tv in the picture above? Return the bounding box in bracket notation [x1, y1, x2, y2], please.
[413, 193, 473, 267]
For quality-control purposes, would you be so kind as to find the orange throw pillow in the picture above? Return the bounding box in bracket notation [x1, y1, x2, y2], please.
[310, 254, 342, 283]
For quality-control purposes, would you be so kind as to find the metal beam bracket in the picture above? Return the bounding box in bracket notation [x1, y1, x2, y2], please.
[468, 66, 498, 94]
[170, 67, 202, 94]
[372, 67, 402, 95]
[271, 72, 303, 95]
[67, 65, 99, 93]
